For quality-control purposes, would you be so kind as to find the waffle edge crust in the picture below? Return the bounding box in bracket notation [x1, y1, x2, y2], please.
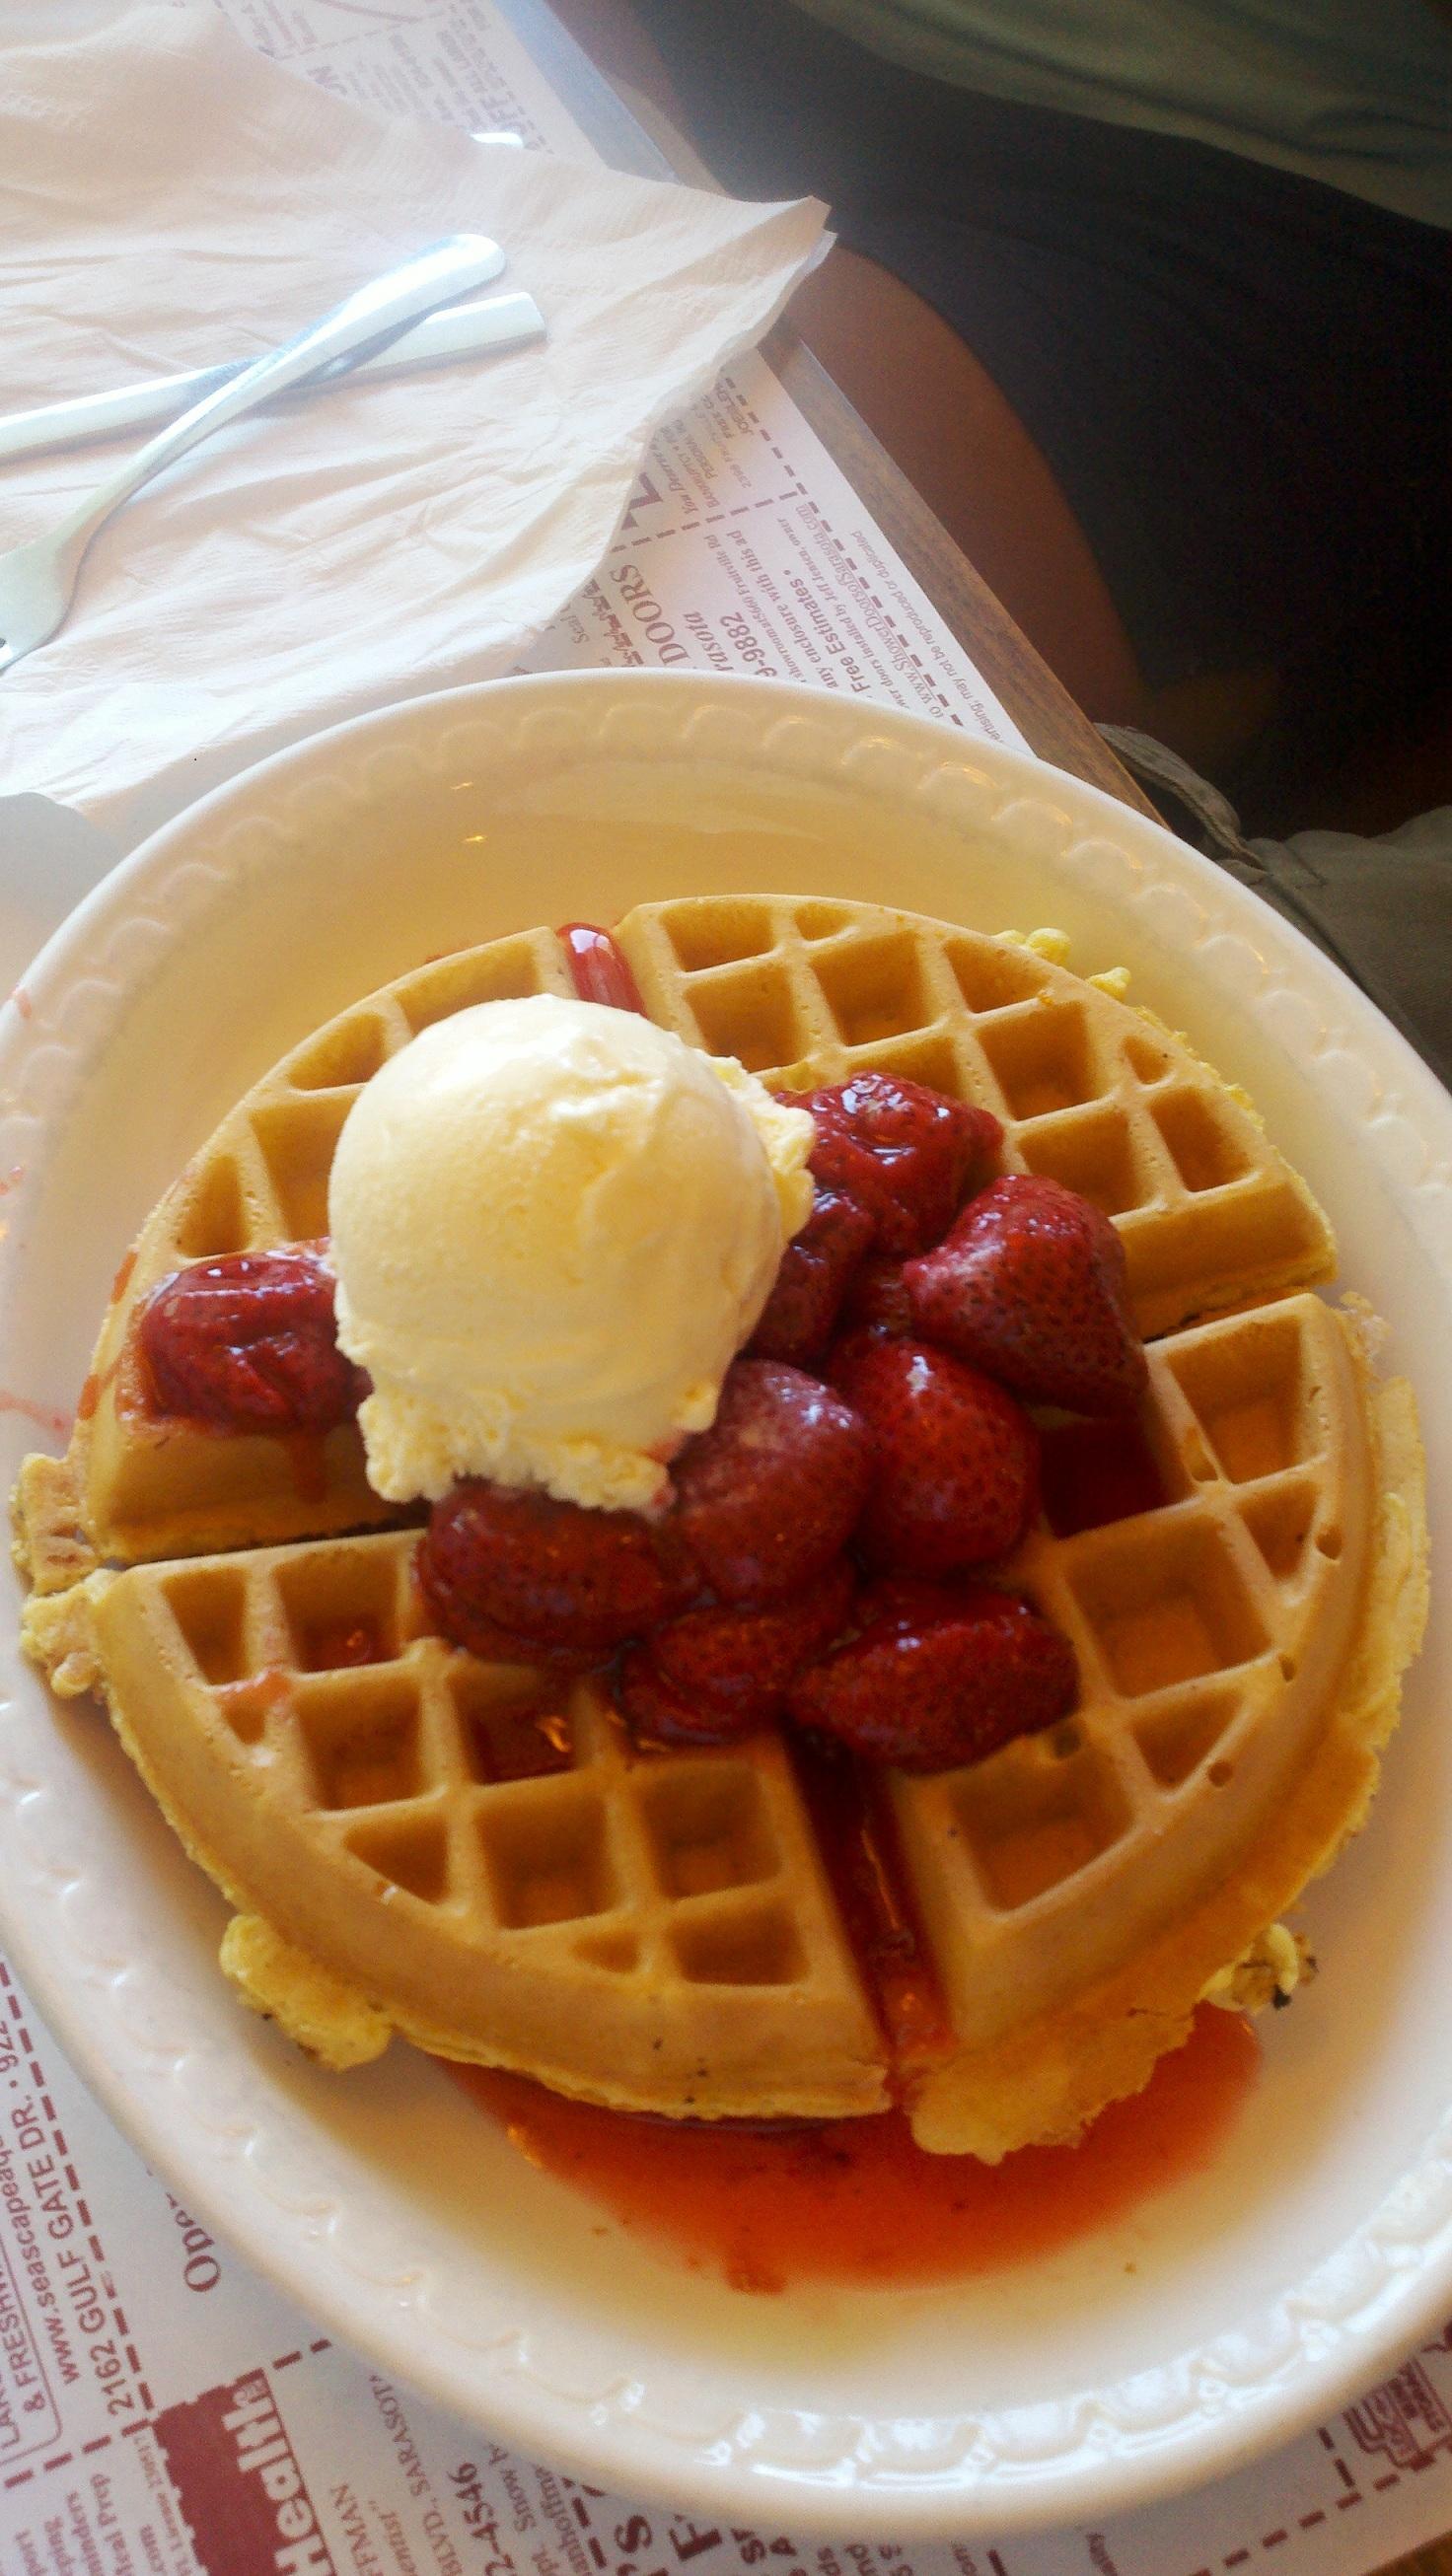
[14, 896, 1428, 2160]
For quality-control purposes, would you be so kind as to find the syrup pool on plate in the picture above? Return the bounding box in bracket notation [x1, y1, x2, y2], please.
[451, 2008, 1259, 2295]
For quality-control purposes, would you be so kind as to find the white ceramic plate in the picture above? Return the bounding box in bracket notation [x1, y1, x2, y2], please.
[2, 671, 1449, 2539]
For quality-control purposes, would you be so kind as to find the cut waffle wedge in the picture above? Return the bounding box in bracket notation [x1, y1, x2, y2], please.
[65, 1530, 886, 2120]
[15, 895, 1427, 2158]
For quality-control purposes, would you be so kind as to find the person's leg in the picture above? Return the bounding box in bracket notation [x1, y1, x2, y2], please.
[790, 243, 1294, 770]
[547, 0, 1278, 771]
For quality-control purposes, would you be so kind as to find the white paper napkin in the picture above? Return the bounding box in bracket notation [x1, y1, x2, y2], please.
[0, 1, 826, 833]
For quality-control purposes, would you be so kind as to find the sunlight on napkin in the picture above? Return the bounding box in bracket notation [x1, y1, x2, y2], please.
[0, 1, 827, 831]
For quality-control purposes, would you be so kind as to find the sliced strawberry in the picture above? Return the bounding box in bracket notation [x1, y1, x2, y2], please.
[787, 1072, 1001, 1256]
[419, 1479, 692, 1654]
[748, 1187, 874, 1367]
[138, 1248, 363, 1433]
[671, 1358, 872, 1605]
[789, 1582, 1077, 1772]
[617, 1559, 852, 1744]
[905, 1174, 1147, 1416]
[832, 1336, 1039, 1574]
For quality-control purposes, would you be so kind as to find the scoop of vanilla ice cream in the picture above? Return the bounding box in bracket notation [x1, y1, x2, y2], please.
[328, 994, 815, 1513]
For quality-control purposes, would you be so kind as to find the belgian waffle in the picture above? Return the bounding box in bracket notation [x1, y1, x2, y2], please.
[15, 897, 1335, 1591]
[15, 896, 1426, 2157]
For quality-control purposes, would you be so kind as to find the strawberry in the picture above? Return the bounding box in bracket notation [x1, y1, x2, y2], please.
[905, 1174, 1147, 1416]
[789, 1580, 1077, 1771]
[414, 1563, 606, 1674]
[748, 1186, 874, 1366]
[848, 1573, 966, 1633]
[787, 1072, 1000, 1256]
[821, 1260, 918, 1399]
[832, 1337, 1039, 1573]
[614, 1653, 724, 1745]
[670, 1358, 872, 1605]
[139, 1248, 363, 1433]
[418, 1479, 692, 1654]
[617, 1559, 852, 1744]
[839, 1252, 913, 1340]
[821, 1323, 898, 1397]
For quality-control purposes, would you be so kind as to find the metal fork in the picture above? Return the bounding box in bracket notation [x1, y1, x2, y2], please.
[0, 234, 506, 674]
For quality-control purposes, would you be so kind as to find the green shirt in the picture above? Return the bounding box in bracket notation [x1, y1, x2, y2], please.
[787, 0, 1452, 228]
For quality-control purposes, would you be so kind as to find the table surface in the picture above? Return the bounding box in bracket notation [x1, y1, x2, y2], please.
[494, 8, 1445, 2571]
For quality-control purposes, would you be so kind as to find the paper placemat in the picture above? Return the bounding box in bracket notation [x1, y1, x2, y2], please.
[2, 1929, 1450, 2576]
[0, 7, 1440, 2574]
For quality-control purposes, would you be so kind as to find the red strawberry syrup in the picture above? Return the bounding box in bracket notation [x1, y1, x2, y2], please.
[216, 1669, 292, 1735]
[450, 1729, 1256, 2295]
[558, 923, 646, 1015]
[280, 1429, 332, 1504]
[1039, 1416, 1169, 1538]
[788, 1735, 949, 2056]
[451, 2007, 1259, 2294]
[300, 1617, 386, 1673]
[74, 1257, 141, 1422]
[465, 1700, 574, 1784]
[0, 1390, 71, 1440]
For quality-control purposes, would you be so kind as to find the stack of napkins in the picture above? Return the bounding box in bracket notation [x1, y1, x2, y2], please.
[0, 1, 826, 831]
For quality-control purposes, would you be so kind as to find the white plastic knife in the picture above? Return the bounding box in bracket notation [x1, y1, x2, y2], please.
[0, 289, 545, 466]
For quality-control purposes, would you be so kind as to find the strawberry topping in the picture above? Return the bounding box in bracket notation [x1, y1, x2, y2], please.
[831, 1335, 1040, 1575]
[138, 1249, 363, 1433]
[398, 1067, 1122, 1776]
[790, 1579, 1077, 1771]
[419, 1479, 693, 1655]
[617, 1559, 853, 1744]
[412, 1573, 609, 1675]
[672, 1358, 873, 1605]
[839, 1252, 913, 1340]
[557, 922, 647, 1015]
[905, 1174, 1147, 1416]
[748, 1186, 875, 1367]
[788, 1072, 1000, 1256]
[1040, 1417, 1168, 1538]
